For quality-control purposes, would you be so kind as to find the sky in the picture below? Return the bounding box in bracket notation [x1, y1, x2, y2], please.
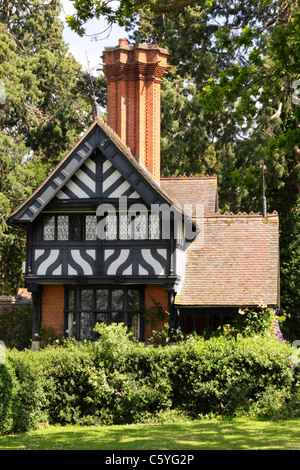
[60, 0, 128, 74]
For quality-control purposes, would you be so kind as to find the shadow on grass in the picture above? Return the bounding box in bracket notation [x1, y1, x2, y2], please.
[0, 418, 300, 451]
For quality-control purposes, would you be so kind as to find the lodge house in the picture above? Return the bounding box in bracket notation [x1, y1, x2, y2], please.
[8, 39, 280, 344]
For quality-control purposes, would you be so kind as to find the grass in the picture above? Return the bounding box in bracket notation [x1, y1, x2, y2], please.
[0, 414, 300, 450]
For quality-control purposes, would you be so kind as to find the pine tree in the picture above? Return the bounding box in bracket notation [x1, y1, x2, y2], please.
[0, 0, 103, 294]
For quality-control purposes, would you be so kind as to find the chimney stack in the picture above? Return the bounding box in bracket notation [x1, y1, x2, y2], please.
[102, 39, 169, 183]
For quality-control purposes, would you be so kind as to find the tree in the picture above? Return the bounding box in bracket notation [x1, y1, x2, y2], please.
[124, 1, 300, 339]
[65, 0, 205, 35]
[0, 0, 105, 294]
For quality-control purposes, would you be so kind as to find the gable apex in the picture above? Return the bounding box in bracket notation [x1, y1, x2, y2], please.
[8, 118, 177, 224]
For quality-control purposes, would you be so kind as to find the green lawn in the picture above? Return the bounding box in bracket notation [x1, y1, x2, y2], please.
[0, 417, 300, 450]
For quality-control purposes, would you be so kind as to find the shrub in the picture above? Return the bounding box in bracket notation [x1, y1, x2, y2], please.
[0, 304, 32, 350]
[0, 360, 18, 434]
[0, 348, 47, 434]
[7, 349, 48, 432]
[39, 341, 109, 425]
[92, 323, 172, 423]
[167, 335, 296, 418]
[218, 303, 286, 343]
[0, 323, 299, 434]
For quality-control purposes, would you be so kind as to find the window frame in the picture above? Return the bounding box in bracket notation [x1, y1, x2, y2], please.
[64, 285, 145, 341]
[42, 210, 161, 242]
[98, 210, 161, 241]
[42, 214, 97, 242]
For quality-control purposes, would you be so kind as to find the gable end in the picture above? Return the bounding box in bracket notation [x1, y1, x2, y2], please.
[8, 119, 178, 224]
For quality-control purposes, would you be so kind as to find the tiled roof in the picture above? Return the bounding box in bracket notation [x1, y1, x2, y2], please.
[160, 176, 218, 215]
[175, 212, 279, 307]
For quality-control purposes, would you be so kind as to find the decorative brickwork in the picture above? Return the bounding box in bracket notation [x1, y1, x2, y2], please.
[102, 39, 169, 182]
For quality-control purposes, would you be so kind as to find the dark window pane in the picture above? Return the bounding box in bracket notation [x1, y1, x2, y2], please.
[111, 311, 124, 323]
[68, 290, 76, 310]
[128, 312, 139, 338]
[96, 289, 109, 310]
[67, 312, 76, 337]
[111, 289, 124, 310]
[96, 313, 108, 324]
[128, 290, 140, 310]
[182, 314, 194, 333]
[81, 289, 93, 310]
[80, 312, 94, 339]
[70, 214, 83, 240]
[196, 315, 207, 335]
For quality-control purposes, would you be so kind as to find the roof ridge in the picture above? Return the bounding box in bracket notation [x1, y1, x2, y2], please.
[161, 175, 217, 180]
[193, 210, 278, 219]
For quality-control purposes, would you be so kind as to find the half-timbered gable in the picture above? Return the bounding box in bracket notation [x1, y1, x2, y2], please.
[10, 118, 184, 273]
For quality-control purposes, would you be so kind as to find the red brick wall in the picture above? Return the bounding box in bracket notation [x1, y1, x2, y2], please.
[144, 284, 169, 340]
[40, 283, 170, 340]
[103, 41, 168, 183]
[41, 284, 65, 337]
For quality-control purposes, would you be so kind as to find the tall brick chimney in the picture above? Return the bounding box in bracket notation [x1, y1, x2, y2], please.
[102, 39, 169, 183]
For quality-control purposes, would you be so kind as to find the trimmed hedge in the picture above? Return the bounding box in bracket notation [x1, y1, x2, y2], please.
[1, 324, 300, 434]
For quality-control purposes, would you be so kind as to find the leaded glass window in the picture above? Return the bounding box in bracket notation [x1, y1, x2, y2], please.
[81, 289, 93, 310]
[42, 211, 161, 241]
[128, 289, 140, 310]
[96, 289, 109, 310]
[133, 214, 147, 239]
[57, 215, 69, 240]
[105, 214, 117, 240]
[43, 216, 55, 240]
[119, 214, 131, 240]
[42, 214, 99, 241]
[149, 213, 160, 239]
[65, 286, 143, 341]
[111, 289, 124, 310]
[85, 215, 97, 240]
[80, 312, 94, 340]
[70, 214, 82, 241]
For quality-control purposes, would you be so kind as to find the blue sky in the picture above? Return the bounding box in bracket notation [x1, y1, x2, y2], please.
[60, 0, 128, 73]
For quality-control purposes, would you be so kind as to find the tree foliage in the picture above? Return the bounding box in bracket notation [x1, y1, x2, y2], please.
[124, 0, 300, 338]
[0, 0, 103, 294]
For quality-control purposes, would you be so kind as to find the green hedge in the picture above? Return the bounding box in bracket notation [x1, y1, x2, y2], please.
[0, 304, 32, 350]
[1, 324, 300, 434]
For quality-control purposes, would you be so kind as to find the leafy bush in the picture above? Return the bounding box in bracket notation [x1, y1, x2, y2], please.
[218, 304, 286, 343]
[168, 335, 296, 418]
[0, 360, 18, 434]
[0, 303, 32, 350]
[0, 348, 47, 434]
[1, 323, 300, 434]
[7, 349, 48, 432]
[39, 341, 109, 425]
[92, 323, 172, 423]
